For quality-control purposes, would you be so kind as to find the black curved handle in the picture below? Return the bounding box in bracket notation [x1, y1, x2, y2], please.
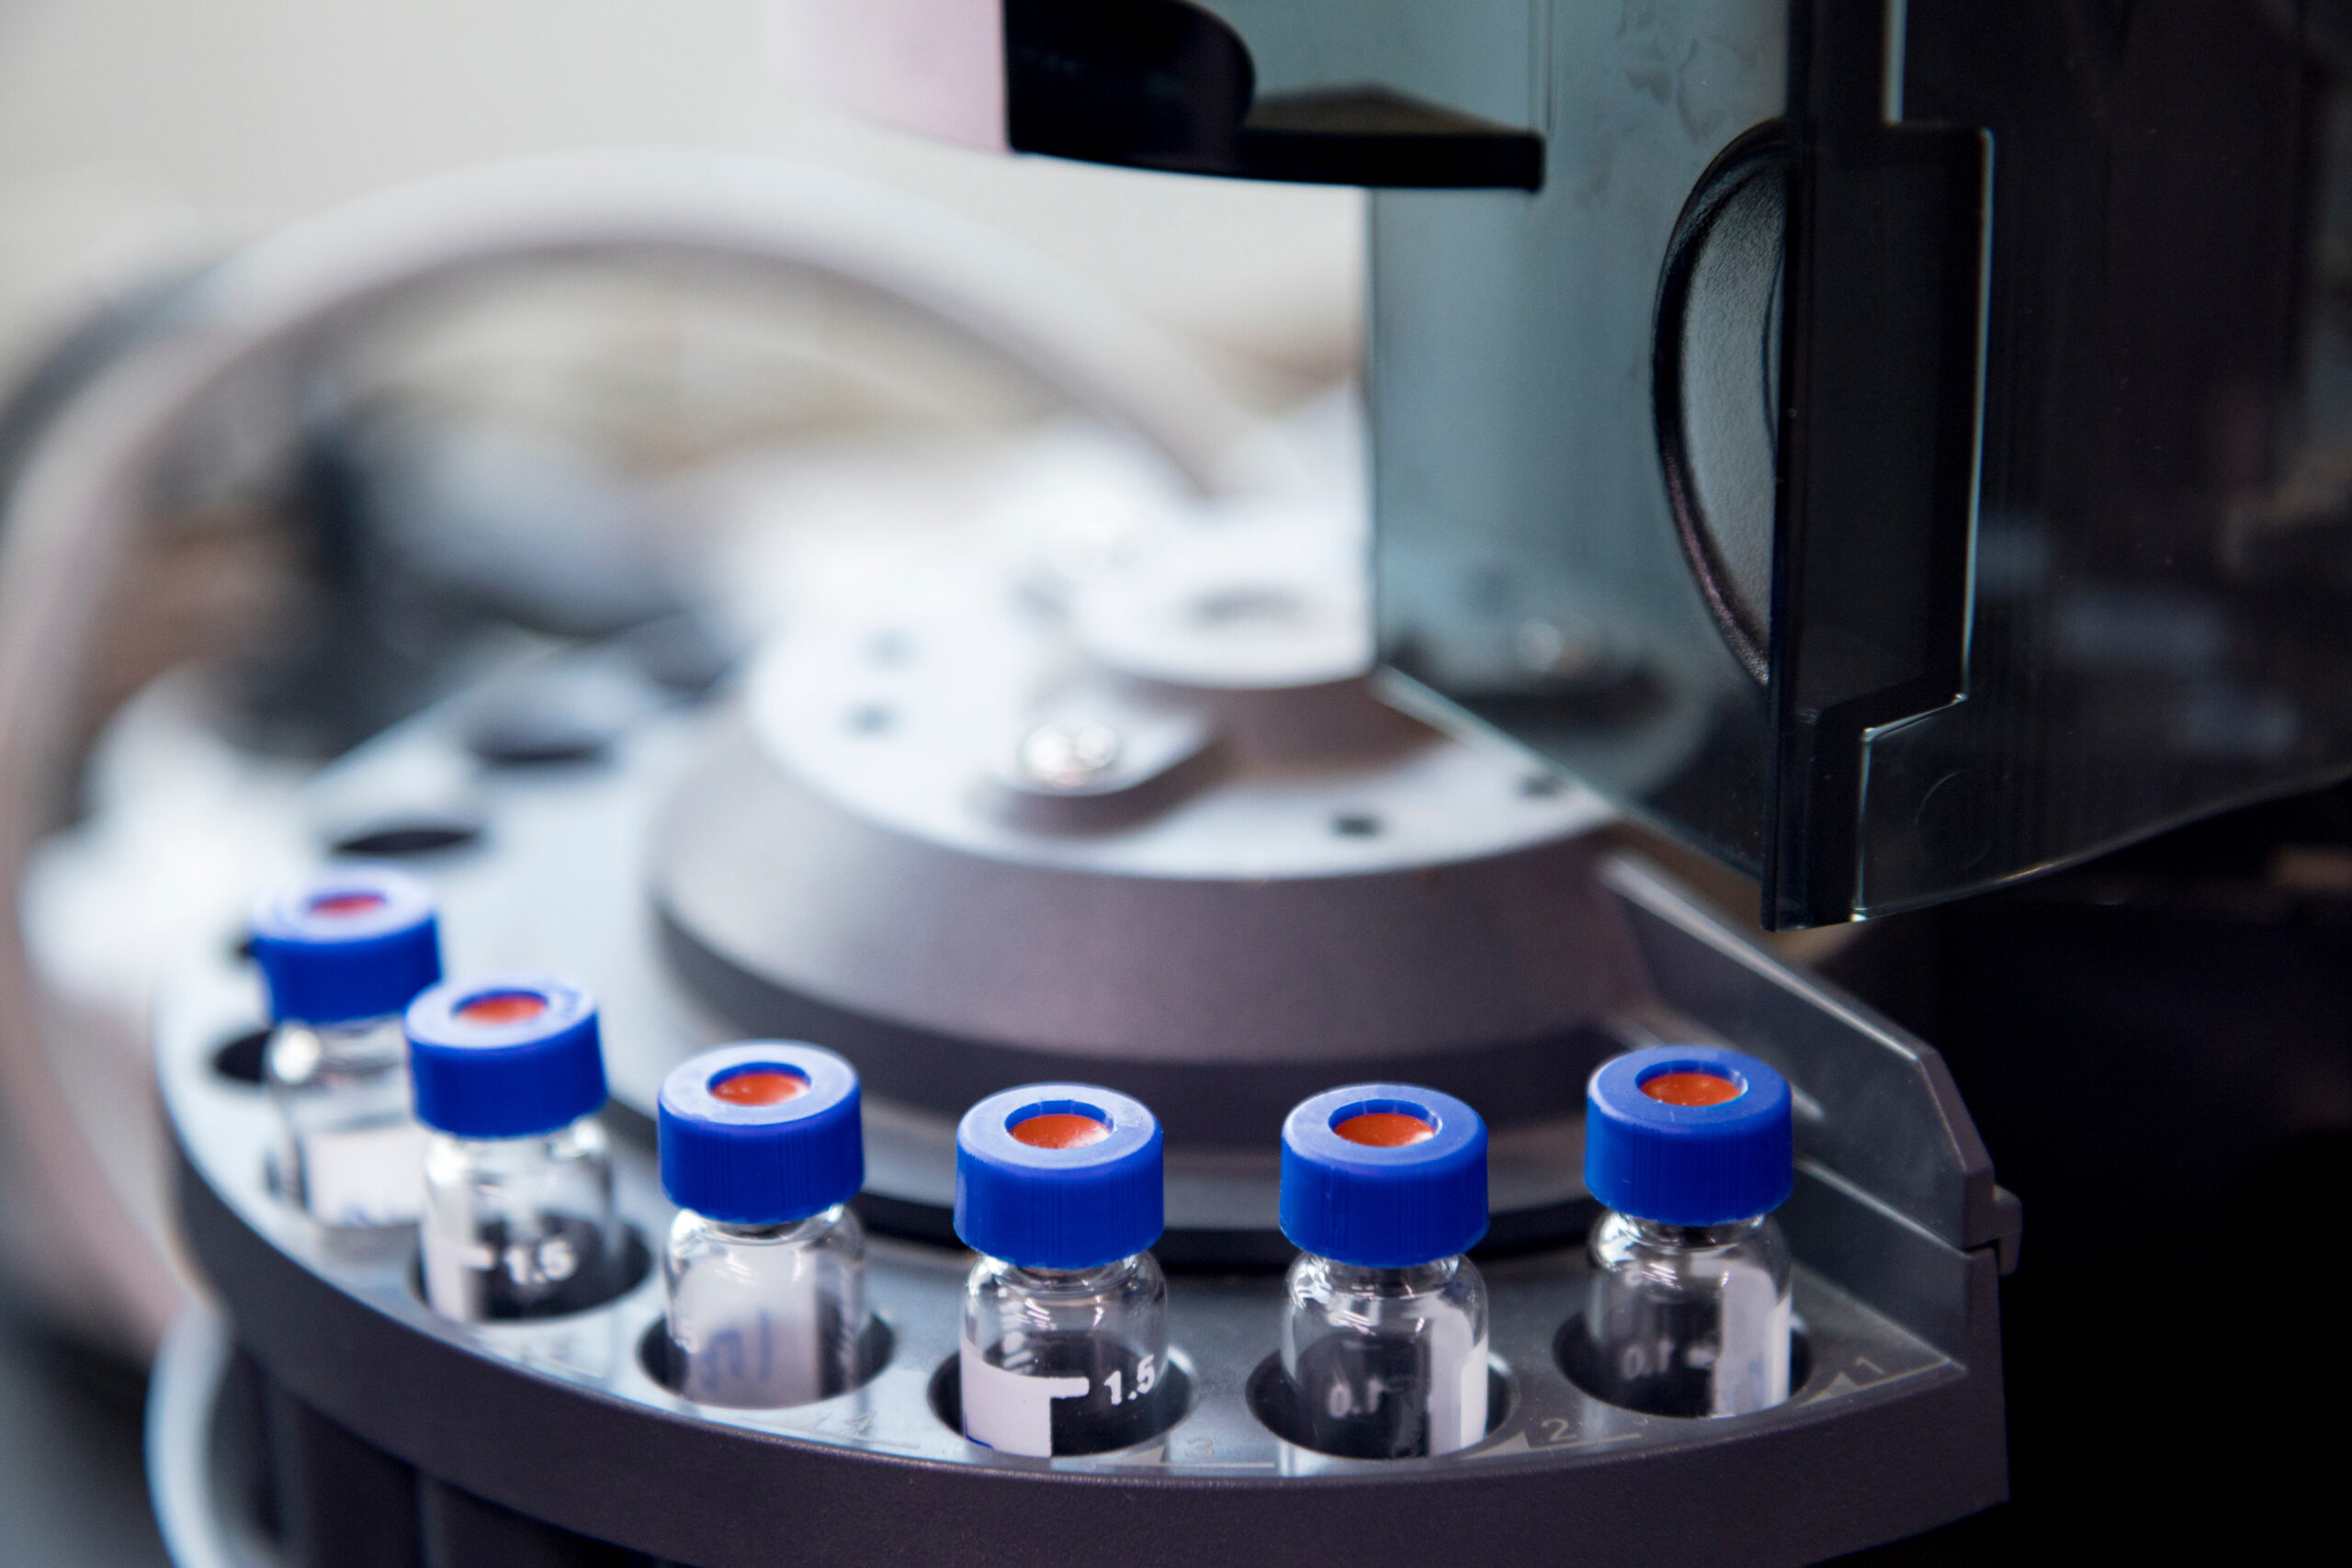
[1653, 120, 1794, 685]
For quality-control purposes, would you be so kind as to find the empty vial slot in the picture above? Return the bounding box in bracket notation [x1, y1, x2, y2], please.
[638, 1314, 894, 1408]
[211, 1028, 271, 1086]
[327, 817, 483, 858]
[463, 697, 615, 768]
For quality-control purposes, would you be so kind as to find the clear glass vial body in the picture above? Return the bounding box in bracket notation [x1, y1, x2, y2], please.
[960, 1252, 1168, 1457]
[664, 1203, 866, 1407]
[1579, 1210, 1792, 1416]
[421, 1117, 616, 1322]
[1282, 1253, 1490, 1458]
[265, 1015, 424, 1226]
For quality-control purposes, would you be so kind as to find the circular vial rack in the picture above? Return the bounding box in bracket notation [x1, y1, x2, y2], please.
[150, 662, 2018, 1568]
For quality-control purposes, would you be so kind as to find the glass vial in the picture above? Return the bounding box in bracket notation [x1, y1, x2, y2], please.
[1576, 1044, 1797, 1417]
[1278, 1085, 1491, 1459]
[249, 867, 442, 1226]
[406, 976, 616, 1322]
[658, 1043, 868, 1407]
[955, 1085, 1168, 1458]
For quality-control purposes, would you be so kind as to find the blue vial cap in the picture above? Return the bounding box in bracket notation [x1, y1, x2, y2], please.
[1280, 1084, 1489, 1269]
[659, 1043, 864, 1225]
[955, 1084, 1163, 1270]
[1584, 1044, 1794, 1226]
[405, 975, 605, 1139]
[249, 866, 442, 1027]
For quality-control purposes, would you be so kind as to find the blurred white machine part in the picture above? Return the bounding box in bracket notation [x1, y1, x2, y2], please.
[0, 0, 1360, 400]
[0, 145, 1347, 1356]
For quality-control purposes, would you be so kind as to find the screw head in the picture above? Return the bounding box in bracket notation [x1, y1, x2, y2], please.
[1018, 720, 1122, 789]
[1513, 616, 1634, 690]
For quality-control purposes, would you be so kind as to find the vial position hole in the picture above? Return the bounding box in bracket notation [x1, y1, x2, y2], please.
[211, 1028, 271, 1086]
[463, 694, 616, 768]
[864, 629, 914, 668]
[639, 1314, 895, 1409]
[328, 818, 483, 858]
[1190, 586, 1305, 630]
